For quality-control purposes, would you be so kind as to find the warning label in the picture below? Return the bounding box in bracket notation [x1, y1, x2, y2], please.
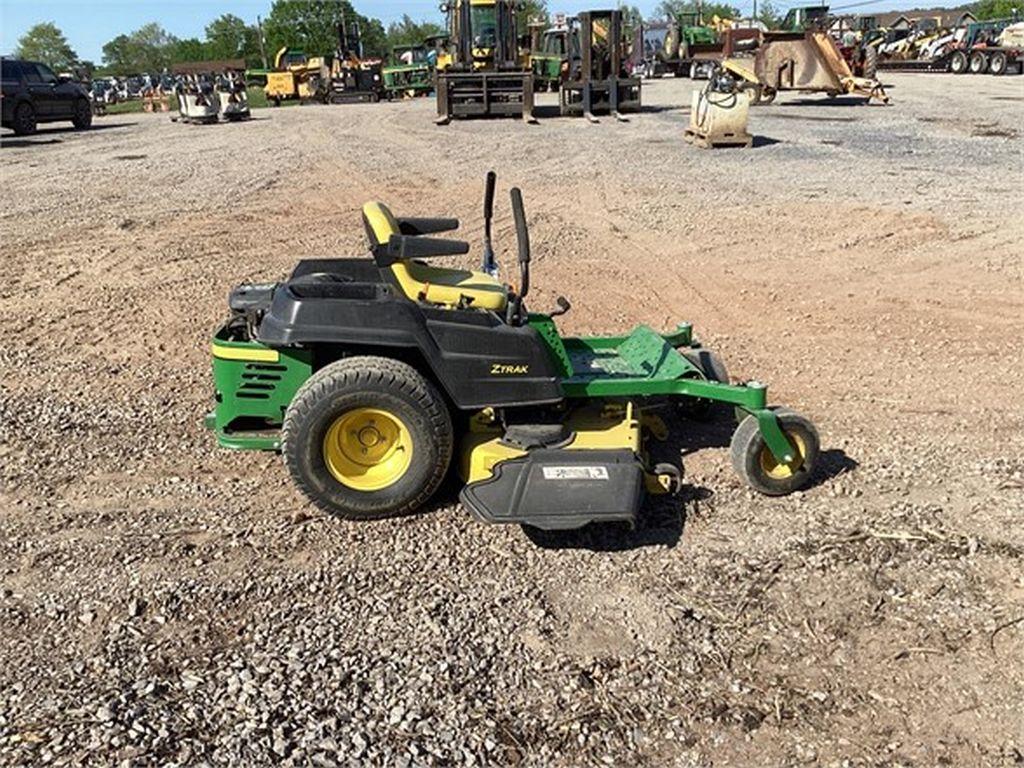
[541, 466, 610, 481]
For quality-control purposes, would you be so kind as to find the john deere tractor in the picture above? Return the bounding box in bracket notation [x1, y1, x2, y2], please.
[529, 20, 571, 91]
[208, 173, 821, 535]
[435, 0, 535, 123]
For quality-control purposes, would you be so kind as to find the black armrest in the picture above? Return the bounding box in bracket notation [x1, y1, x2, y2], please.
[378, 234, 470, 265]
[397, 217, 460, 236]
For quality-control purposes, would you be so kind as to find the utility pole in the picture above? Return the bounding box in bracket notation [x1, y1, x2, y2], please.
[256, 15, 268, 69]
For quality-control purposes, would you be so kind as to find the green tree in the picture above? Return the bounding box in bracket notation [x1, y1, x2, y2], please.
[102, 23, 178, 74]
[263, 0, 388, 58]
[14, 22, 79, 71]
[385, 14, 446, 50]
[618, 4, 645, 36]
[173, 37, 209, 63]
[205, 14, 261, 61]
[755, 0, 784, 29]
[655, 0, 740, 21]
[518, 0, 549, 33]
[972, 0, 1021, 19]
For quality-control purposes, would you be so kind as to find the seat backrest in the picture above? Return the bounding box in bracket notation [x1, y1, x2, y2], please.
[362, 201, 423, 302]
[362, 201, 400, 249]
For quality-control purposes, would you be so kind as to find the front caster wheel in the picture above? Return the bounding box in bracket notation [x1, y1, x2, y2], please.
[282, 356, 453, 519]
[730, 408, 820, 496]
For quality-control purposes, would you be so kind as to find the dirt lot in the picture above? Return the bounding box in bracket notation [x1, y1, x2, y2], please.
[1, 73, 1023, 766]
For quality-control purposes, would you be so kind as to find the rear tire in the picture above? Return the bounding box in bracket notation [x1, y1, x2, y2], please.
[989, 51, 1008, 75]
[72, 98, 92, 129]
[862, 46, 878, 79]
[968, 51, 988, 74]
[950, 50, 968, 74]
[730, 408, 820, 496]
[282, 356, 453, 520]
[12, 102, 36, 135]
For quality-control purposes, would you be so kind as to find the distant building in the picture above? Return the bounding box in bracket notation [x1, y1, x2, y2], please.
[172, 59, 247, 76]
[871, 7, 977, 29]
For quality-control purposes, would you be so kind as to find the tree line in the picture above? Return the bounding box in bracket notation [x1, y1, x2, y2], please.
[12, 1, 452, 76]
[13, 0, 1016, 77]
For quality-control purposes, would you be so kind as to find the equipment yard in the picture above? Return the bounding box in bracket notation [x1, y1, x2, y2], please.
[2, 73, 1023, 766]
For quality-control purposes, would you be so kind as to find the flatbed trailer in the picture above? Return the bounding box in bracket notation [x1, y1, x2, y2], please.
[878, 55, 953, 72]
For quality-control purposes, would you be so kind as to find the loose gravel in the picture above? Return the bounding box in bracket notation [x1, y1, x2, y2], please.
[1, 73, 1022, 766]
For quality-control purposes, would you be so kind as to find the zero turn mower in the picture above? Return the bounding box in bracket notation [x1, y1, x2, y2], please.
[208, 174, 820, 532]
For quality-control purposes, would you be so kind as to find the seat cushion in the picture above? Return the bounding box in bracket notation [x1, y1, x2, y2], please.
[362, 201, 507, 312]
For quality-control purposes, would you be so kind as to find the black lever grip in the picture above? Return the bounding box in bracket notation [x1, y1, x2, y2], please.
[484, 171, 497, 221]
[510, 188, 530, 265]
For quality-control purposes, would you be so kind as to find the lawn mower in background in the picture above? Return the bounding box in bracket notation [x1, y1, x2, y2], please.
[174, 75, 220, 124]
[207, 172, 821, 537]
[216, 71, 251, 120]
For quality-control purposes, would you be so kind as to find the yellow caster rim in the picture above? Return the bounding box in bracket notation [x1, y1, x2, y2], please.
[323, 408, 413, 491]
[759, 432, 807, 480]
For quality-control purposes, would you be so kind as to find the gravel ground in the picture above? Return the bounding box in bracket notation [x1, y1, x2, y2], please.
[1, 73, 1023, 767]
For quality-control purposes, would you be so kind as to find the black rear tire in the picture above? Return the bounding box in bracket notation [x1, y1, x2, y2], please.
[12, 102, 36, 135]
[282, 356, 453, 520]
[730, 407, 820, 496]
[72, 98, 93, 129]
[950, 50, 968, 74]
[989, 51, 1008, 75]
[862, 46, 878, 79]
[969, 51, 988, 74]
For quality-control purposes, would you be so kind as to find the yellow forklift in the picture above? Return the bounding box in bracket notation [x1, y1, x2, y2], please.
[436, 0, 535, 124]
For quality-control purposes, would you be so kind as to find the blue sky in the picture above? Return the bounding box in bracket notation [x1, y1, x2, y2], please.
[1, 0, 967, 62]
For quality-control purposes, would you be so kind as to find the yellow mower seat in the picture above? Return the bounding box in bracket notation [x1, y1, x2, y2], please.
[362, 201, 508, 312]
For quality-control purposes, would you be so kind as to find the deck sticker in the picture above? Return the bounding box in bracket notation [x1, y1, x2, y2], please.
[541, 466, 610, 481]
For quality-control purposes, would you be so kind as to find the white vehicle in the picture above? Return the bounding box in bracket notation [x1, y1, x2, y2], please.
[174, 75, 220, 124]
[216, 72, 251, 121]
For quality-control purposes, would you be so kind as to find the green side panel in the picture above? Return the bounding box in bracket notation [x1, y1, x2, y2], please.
[527, 314, 574, 378]
[531, 54, 563, 81]
[210, 329, 313, 451]
[382, 64, 433, 92]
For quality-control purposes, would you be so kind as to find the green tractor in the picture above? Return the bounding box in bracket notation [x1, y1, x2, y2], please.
[382, 44, 434, 99]
[208, 174, 820, 533]
[529, 21, 571, 91]
[656, 12, 722, 78]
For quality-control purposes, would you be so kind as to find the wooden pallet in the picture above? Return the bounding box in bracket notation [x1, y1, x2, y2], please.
[684, 127, 752, 149]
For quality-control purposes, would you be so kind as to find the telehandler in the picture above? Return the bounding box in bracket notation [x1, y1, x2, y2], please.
[208, 174, 820, 533]
[435, 0, 535, 123]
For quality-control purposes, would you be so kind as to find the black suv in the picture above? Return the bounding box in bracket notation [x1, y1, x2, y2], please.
[1, 57, 92, 135]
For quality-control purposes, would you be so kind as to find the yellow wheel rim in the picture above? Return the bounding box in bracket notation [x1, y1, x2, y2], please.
[759, 432, 807, 481]
[323, 408, 413, 491]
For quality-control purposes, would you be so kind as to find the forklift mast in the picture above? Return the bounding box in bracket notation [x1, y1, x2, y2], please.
[560, 10, 641, 120]
[576, 10, 626, 81]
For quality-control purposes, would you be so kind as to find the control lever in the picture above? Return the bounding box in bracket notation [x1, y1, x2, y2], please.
[481, 171, 497, 278]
